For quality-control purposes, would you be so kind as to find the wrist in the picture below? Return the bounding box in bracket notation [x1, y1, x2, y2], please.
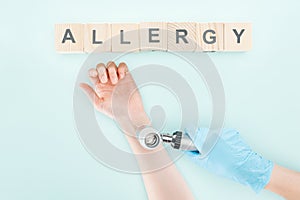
[131, 112, 151, 128]
[237, 152, 274, 193]
[115, 111, 151, 137]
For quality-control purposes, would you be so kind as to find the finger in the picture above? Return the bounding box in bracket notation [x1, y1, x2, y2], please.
[94, 82, 113, 97]
[96, 63, 108, 83]
[117, 62, 128, 79]
[79, 83, 103, 106]
[106, 61, 118, 85]
[88, 68, 99, 85]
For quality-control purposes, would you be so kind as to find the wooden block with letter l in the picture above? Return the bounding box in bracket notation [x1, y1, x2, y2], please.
[196, 23, 224, 51]
[139, 22, 167, 51]
[84, 23, 111, 53]
[167, 22, 197, 52]
[224, 23, 252, 51]
[55, 24, 84, 53]
[111, 23, 139, 52]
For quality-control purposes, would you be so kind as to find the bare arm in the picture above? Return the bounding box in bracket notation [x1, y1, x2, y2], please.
[265, 164, 300, 200]
[80, 61, 194, 200]
[125, 130, 194, 200]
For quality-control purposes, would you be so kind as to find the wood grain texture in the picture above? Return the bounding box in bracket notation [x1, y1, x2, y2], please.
[55, 22, 252, 53]
[224, 23, 252, 51]
[196, 23, 224, 51]
[55, 24, 84, 53]
[111, 23, 139, 52]
[139, 22, 167, 51]
[167, 22, 197, 52]
[84, 23, 111, 53]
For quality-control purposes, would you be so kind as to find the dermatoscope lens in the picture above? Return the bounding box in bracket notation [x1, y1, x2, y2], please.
[144, 133, 160, 148]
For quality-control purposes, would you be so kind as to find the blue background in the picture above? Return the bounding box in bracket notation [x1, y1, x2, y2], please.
[1, 0, 299, 199]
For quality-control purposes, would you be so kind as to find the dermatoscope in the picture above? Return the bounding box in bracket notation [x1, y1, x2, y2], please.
[137, 126, 198, 152]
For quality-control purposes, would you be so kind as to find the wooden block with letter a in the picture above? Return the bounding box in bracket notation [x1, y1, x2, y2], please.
[55, 24, 84, 53]
[111, 23, 139, 52]
[139, 22, 167, 51]
[224, 23, 252, 51]
[84, 23, 111, 53]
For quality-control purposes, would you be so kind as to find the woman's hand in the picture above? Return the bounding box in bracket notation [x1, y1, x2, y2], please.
[80, 61, 195, 200]
[80, 61, 150, 135]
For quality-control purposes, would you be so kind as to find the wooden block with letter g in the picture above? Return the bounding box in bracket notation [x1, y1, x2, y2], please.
[84, 23, 111, 53]
[111, 23, 139, 52]
[167, 22, 197, 51]
[55, 24, 84, 53]
[224, 23, 252, 51]
[139, 22, 167, 51]
[196, 23, 224, 51]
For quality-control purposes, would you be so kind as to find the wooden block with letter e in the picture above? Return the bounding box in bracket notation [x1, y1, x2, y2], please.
[55, 24, 84, 53]
[139, 22, 167, 51]
[84, 23, 111, 53]
[111, 23, 139, 52]
[224, 23, 252, 51]
[167, 22, 197, 51]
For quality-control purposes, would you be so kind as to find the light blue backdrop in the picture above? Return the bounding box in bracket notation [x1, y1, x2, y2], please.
[1, 0, 299, 199]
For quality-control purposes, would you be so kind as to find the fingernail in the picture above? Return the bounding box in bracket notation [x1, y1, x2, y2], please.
[107, 61, 114, 67]
[101, 75, 108, 83]
[89, 70, 97, 77]
[111, 77, 118, 84]
[119, 73, 124, 79]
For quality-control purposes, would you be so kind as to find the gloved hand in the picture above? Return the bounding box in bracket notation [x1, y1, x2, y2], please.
[185, 128, 274, 193]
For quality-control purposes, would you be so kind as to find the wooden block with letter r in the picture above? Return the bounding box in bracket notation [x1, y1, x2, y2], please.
[224, 23, 252, 51]
[167, 22, 197, 51]
[55, 24, 84, 53]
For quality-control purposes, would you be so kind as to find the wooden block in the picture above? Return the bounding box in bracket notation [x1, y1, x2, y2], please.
[139, 22, 167, 51]
[55, 24, 84, 53]
[224, 23, 252, 51]
[84, 23, 111, 53]
[196, 23, 223, 51]
[167, 22, 197, 51]
[111, 23, 139, 52]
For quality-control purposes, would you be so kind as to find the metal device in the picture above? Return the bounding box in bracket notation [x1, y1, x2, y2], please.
[161, 131, 198, 151]
[137, 126, 198, 152]
[137, 126, 162, 150]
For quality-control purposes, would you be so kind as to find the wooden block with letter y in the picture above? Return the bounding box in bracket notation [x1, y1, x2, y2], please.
[55, 24, 84, 53]
[224, 23, 252, 51]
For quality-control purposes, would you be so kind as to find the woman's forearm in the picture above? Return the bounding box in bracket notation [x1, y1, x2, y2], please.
[121, 117, 194, 200]
[265, 164, 300, 200]
[81, 62, 194, 199]
[125, 135, 194, 200]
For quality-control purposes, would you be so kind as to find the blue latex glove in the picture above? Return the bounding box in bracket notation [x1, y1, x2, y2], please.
[185, 128, 274, 193]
